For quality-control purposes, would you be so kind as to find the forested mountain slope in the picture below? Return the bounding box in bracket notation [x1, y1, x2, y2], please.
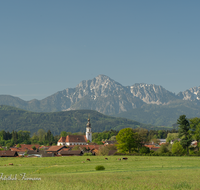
[0, 105, 160, 135]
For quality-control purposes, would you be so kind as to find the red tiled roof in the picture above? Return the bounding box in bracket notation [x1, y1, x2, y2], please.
[40, 146, 51, 149]
[58, 135, 87, 143]
[144, 145, 160, 148]
[10, 148, 27, 152]
[15, 144, 40, 150]
[46, 146, 67, 152]
[58, 137, 66, 143]
[66, 135, 87, 142]
[58, 148, 70, 153]
[0, 151, 18, 157]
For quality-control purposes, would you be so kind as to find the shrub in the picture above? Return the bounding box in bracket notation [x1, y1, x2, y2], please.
[16, 144, 21, 148]
[140, 146, 150, 154]
[157, 144, 169, 154]
[98, 145, 117, 156]
[72, 145, 80, 151]
[95, 165, 105, 171]
[32, 145, 36, 150]
[172, 142, 185, 155]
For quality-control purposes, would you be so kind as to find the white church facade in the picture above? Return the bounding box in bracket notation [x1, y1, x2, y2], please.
[86, 118, 92, 142]
[57, 118, 92, 146]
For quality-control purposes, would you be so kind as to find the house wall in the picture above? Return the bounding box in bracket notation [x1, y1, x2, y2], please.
[57, 142, 87, 146]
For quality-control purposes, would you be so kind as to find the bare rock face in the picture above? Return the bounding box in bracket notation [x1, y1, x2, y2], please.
[39, 75, 179, 114]
[177, 87, 200, 101]
[129, 83, 177, 105]
[60, 75, 145, 114]
[0, 74, 200, 114]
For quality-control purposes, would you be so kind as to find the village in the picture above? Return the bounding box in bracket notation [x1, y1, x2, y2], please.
[0, 118, 160, 158]
[0, 115, 199, 158]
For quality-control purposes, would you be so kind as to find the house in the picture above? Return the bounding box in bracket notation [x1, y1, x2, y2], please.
[57, 118, 92, 146]
[9, 147, 27, 156]
[74, 145, 102, 154]
[191, 140, 197, 147]
[46, 145, 67, 155]
[39, 146, 51, 150]
[10, 144, 40, 156]
[170, 139, 181, 144]
[19, 144, 40, 150]
[0, 151, 18, 157]
[104, 140, 117, 145]
[59, 150, 83, 156]
[144, 144, 160, 151]
[27, 150, 54, 157]
[158, 139, 166, 145]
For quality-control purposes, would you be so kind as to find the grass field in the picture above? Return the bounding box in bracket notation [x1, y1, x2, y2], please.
[0, 156, 200, 190]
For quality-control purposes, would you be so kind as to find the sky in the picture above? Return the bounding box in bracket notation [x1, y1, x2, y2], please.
[1, 1, 200, 101]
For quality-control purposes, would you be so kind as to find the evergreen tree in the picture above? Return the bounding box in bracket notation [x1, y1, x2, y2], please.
[177, 115, 192, 154]
[11, 130, 18, 144]
[45, 130, 54, 145]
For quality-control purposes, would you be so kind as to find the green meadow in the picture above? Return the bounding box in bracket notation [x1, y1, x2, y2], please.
[0, 156, 200, 190]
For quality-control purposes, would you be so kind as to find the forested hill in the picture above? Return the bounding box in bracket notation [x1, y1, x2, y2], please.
[0, 105, 166, 135]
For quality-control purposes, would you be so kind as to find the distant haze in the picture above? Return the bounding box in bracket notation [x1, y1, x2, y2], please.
[0, 1, 200, 100]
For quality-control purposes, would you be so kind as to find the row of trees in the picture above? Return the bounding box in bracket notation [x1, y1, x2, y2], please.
[92, 128, 178, 145]
[0, 129, 60, 147]
[115, 115, 200, 155]
[0, 127, 176, 148]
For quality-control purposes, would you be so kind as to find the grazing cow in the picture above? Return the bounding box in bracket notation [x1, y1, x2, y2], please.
[105, 158, 108, 160]
[122, 157, 128, 160]
[86, 158, 90, 161]
[9, 163, 13, 165]
[81, 161, 85, 163]
[118, 158, 121, 161]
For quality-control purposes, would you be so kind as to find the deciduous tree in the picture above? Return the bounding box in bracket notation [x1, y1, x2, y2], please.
[116, 128, 138, 153]
[189, 117, 200, 151]
[60, 131, 68, 137]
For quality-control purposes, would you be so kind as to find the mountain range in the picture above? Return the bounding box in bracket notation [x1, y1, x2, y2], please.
[1, 74, 200, 126]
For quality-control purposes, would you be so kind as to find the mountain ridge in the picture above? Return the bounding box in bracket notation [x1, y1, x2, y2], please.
[0, 105, 157, 135]
[0, 74, 200, 126]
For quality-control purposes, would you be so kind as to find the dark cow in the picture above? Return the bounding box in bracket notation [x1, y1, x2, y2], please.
[86, 158, 90, 161]
[105, 158, 108, 160]
[122, 157, 128, 160]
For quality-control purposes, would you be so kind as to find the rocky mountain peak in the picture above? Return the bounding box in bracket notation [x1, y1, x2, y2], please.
[128, 83, 176, 105]
[177, 86, 200, 101]
[0, 75, 199, 115]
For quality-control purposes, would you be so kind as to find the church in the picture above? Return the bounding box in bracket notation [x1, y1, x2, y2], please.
[57, 118, 92, 146]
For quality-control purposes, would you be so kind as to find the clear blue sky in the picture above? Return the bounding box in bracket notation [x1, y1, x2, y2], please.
[1, 1, 200, 101]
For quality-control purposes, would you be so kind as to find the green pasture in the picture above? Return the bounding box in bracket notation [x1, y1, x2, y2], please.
[0, 156, 200, 190]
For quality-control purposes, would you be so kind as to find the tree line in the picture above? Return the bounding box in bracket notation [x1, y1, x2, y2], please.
[115, 115, 200, 156]
[0, 127, 178, 149]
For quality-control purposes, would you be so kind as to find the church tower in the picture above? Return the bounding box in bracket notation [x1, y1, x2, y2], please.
[86, 117, 92, 142]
